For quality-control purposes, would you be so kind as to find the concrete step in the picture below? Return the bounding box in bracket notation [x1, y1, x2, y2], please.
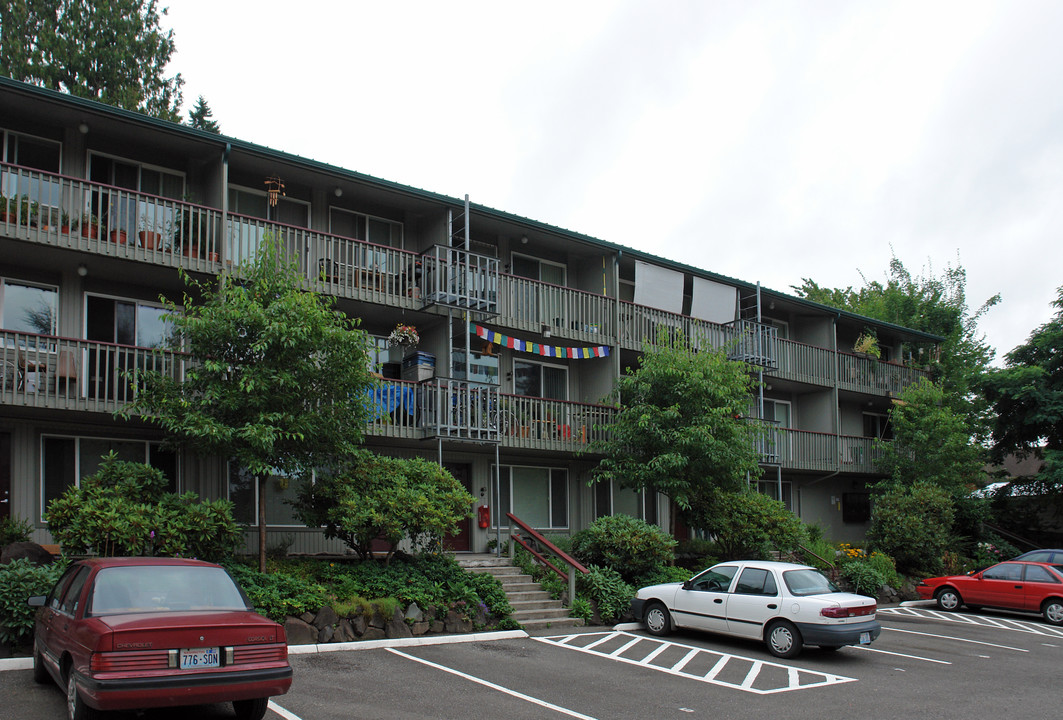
[510, 599, 567, 612]
[457, 554, 582, 632]
[519, 617, 583, 634]
[506, 591, 555, 602]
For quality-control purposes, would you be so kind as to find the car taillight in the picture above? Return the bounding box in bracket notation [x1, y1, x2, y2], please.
[821, 604, 876, 618]
[91, 650, 171, 672]
[231, 642, 288, 665]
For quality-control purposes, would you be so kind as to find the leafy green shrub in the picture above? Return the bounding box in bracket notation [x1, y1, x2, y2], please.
[865, 551, 901, 587]
[292, 452, 475, 562]
[674, 537, 718, 571]
[45, 453, 241, 561]
[688, 488, 806, 560]
[868, 481, 955, 575]
[971, 532, 1019, 569]
[542, 533, 574, 555]
[570, 597, 593, 622]
[840, 562, 886, 597]
[0, 516, 33, 547]
[577, 565, 634, 623]
[797, 535, 839, 573]
[0, 559, 65, 647]
[225, 562, 329, 621]
[571, 515, 676, 583]
[638, 565, 692, 587]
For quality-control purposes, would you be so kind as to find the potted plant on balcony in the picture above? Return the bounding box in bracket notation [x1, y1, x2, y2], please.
[138, 215, 166, 250]
[853, 332, 881, 360]
[173, 203, 206, 258]
[387, 323, 419, 349]
[75, 213, 100, 239]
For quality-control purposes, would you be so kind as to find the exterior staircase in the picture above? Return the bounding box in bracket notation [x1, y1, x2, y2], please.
[457, 554, 582, 633]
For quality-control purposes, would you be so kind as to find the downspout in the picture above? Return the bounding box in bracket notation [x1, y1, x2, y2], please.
[219, 143, 230, 294]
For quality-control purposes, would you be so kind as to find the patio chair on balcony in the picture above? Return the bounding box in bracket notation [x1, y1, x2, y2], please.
[55, 350, 77, 394]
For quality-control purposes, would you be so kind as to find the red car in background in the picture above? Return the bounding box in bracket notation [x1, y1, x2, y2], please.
[29, 557, 291, 720]
[916, 560, 1063, 625]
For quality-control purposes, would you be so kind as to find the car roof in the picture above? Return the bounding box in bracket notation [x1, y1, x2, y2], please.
[74, 557, 222, 570]
[713, 560, 815, 572]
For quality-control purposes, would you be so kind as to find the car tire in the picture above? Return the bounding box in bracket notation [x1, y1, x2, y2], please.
[32, 643, 49, 685]
[233, 697, 270, 720]
[643, 602, 672, 637]
[935, 587, 962, 611]
[1043, 599, 1063, 626]
[765, 620, 802, 659]
[66, 670, 100, 720]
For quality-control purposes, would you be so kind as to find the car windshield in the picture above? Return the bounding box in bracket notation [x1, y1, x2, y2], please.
[782, 568, 839, 596]
[89, 566, 249, 616]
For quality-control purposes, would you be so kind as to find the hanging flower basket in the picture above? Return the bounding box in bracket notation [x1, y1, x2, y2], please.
[387, 323, 419, 348]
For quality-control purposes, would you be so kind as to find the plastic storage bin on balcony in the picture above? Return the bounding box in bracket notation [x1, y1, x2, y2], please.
[401, 351, 435, 382]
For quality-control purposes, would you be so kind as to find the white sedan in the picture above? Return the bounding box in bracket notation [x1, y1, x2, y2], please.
[630, 560, 881, 658]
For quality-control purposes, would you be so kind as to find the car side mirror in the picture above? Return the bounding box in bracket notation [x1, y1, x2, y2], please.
[681, 580, 692, 590]
[27, 595, 46, 607]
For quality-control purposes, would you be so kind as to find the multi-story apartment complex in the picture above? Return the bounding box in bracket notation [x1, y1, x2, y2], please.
[0, 77, 940, 554]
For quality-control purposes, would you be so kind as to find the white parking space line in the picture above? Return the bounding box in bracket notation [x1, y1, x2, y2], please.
[848, 645, 951, 664]
[883, 627, 1029, 652]
[537, 631, 857, 695]
[880, 607, 1063, 638]
[267, 701, 303, 720]
[387, 648, 598, 720]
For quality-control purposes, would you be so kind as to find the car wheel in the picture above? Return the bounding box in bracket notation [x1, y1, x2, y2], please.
[32, 644, 49, 685]
[233, 697, 269, 720]
[1043, 599, 1063, 626]
[643, 602, 672, 637]
[765, 620, 802, 659]
[66, 670, 99, 720]
[935, 587, 962, 611]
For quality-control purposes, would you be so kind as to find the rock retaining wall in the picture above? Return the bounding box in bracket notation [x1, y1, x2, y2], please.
[284, 601, 495, 645]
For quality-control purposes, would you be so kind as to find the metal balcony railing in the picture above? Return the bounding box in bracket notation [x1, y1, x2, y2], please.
[726, 319, 778, 370]
[499, 274, 614, 341]
[419, 245, 499, 315]
[0, 330, 187, 413]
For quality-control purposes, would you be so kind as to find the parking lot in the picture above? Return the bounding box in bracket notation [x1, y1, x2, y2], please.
[3, 604, 1061, 719]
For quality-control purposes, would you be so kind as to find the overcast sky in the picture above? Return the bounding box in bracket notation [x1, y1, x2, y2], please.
[166, 0, 1062, 360]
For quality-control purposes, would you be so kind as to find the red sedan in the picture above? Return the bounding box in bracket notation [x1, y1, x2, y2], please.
[916, 560, 1063, 625]
[29, 557, 292, 720]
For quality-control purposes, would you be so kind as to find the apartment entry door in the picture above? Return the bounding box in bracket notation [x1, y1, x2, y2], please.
[0, 433, 9, 520]
[443, 463, 473, 552]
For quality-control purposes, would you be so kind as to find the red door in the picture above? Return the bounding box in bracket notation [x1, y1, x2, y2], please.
[443, 463, 473, 552]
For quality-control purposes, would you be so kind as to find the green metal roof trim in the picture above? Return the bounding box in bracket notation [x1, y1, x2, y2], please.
[2, 77, 942, 343]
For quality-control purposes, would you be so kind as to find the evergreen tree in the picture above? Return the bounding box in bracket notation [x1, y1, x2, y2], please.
[0, 0, 184, 121]
[187, 94, 220, 133]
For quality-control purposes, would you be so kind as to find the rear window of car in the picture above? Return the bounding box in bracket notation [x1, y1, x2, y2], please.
[782, 568, 838, 597]
[1025, 565, 1062, 583]
[89, 566, 250, 616]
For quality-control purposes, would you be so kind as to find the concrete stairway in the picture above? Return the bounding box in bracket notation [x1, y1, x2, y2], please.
[458, 554, 582, 633]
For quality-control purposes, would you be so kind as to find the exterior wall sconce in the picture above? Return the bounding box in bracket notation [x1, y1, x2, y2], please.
[78, 122, 89, 134]
[77, 264, 88, 277]
[333, 187, 343, 197]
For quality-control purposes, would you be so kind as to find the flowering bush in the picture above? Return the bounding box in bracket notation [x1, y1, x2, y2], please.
[837, 543, 866, 561]
[387, 323, 419, 347]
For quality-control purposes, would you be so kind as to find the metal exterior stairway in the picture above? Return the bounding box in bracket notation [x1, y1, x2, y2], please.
[457, 554, 582, 633]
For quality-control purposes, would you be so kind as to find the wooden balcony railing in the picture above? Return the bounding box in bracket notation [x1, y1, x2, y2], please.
[837, 352, 926, 395]
[0, 330, 187, 414]
[775, 338, 835, 385]
[759, 428, 883, 473]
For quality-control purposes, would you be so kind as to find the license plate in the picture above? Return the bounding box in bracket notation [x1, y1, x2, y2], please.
[180, 647, 220, 669]
[859, 632, 871, 645]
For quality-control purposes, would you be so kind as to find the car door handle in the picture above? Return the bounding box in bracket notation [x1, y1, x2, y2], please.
[714, 598, 723, 604]
[766, 604, 778, 610]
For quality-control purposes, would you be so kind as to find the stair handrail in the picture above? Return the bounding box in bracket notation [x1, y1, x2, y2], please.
[795, 543, 839, 583]
[506, 512, 588, 605]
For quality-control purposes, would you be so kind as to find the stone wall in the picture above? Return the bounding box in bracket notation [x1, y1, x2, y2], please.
[284, 601, 498, 645]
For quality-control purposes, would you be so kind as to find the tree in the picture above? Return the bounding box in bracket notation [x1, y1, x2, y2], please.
[291, 452, 475, 563]
[0, 0, 184, 121]
[689, 487, 806, 560]
[187, 95, 220, 133]
[868, 481, 955, 574]
[589, 330, 761, 532]
[982, 286, 1063, 461]
[793, 254, 999, 438]
[122, 235, 377, 571]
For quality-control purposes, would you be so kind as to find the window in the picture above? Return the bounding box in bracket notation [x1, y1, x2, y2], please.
[40, 436, 177, 518]
[983, 563, 1023, 581]
[88, 153, 184, 236]
[734, 567, 779, 596]
[329, 207, 403, 247]
[228, 466, 302, 527]
[227, 186, 310, 265]
[1, 279, 58, 337]
[756, 480, 793, 511]
[58, 566, 90, 617]
[511, 253, 566, 327]
[863, 412, 892, 440]
[86, 294, 175, 349]
[594, 480, 659, 525]
[842, 493, 871, 524]
[2, 130, 62, 221]
[452, 349, 499, 385]
[514, 359, 567, 400]
[689, 566, 738, 592]
[493, 466, 567, 529]
[1024, 565, 1060, 584]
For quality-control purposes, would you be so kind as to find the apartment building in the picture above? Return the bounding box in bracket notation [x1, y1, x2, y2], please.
[0, 77, 941, 553]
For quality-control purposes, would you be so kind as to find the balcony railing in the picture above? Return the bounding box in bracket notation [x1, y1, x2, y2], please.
[775, 338, 835, 385]
[419, 245, 499, 315]
[758, 428, 882, 473]
[838, 352, 926, 395]
[0, 330, 187, 413]
[500, 274, 614, 341]
[726, 319, 778, 370]
[618, 301, 735, 352]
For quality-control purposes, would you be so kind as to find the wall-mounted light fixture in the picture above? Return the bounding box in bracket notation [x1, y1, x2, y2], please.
[78, 122, 89, 134]
[521, 236, 528, 244]
[333, 187, 343, 197]
[76, 263, 88, 277]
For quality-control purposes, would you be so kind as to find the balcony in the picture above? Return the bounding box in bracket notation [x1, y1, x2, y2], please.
[757, 427, 882, 473]
[500, 274, 614, 342]
[1, 330, 187, 414]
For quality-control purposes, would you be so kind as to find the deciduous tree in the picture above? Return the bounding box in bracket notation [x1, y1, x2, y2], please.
[121, 235, 376, 571]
